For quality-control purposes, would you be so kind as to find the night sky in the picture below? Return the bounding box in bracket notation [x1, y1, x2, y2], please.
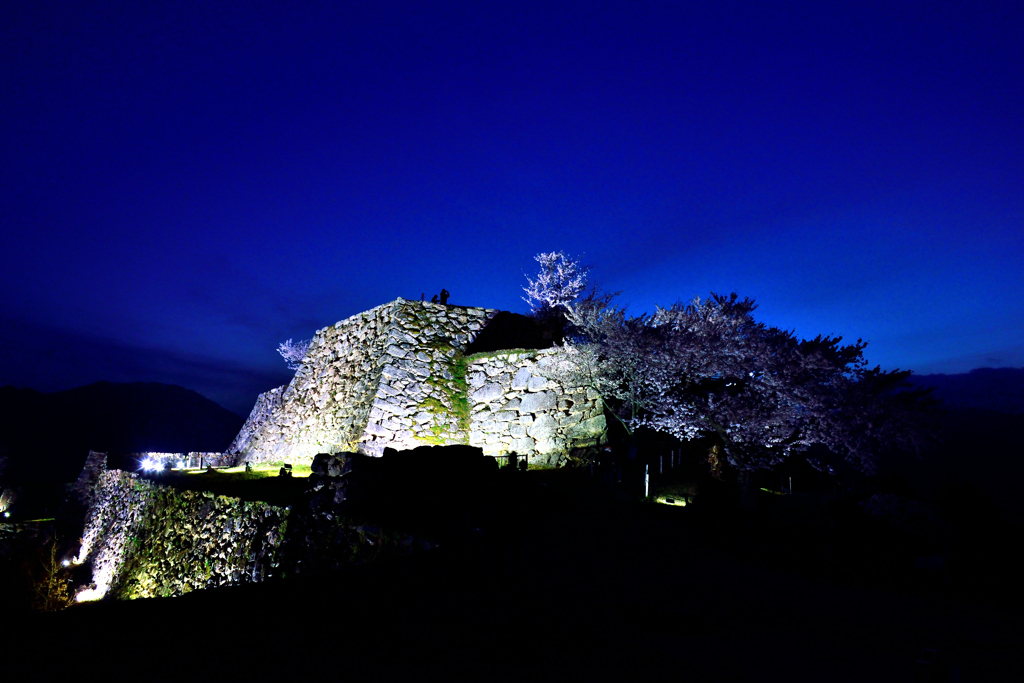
[2, 1, 1022, 416]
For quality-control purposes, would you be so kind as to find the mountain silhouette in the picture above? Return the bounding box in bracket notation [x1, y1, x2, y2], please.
[909, 367, 1024, 414]
[0, 381, 243, 483]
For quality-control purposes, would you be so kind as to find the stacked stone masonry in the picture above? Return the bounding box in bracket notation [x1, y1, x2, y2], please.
[226, 386, 284, 454]
[70, 455, 433, 602]
[466, 351, 606, 465]
[73, 470, 287, 601]
[229, 298, 607, 466]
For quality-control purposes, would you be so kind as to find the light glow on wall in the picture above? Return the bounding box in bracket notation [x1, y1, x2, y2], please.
[73, 471, 153, 602]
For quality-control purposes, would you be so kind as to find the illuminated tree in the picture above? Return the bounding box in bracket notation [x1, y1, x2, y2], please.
[0, 487, 14, 514]
[277, 338, 311, 371]
[24, 536, 72, 611]
[543, 287, 932, 477]
[541, 289, 658, 436]
[522, 251, 590, 318]
[647, 297, 935, 475]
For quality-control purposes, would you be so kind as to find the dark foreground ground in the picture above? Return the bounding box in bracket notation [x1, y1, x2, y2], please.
[5, 472, 1023, 682]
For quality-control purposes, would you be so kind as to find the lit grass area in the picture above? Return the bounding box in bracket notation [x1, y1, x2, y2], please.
[181, 463, 312, 479]
[144, 464, 312, 505]
[652, 482, 698, 507]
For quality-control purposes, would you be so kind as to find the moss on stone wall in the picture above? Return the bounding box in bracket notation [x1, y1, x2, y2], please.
[76, 471, 289, 601]
[416, 342, 471, 446]
[227, 299, 606, 461]
[111, 487, 287, 599]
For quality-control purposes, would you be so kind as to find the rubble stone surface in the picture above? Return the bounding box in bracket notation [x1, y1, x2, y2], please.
[228, 299, 607, 466]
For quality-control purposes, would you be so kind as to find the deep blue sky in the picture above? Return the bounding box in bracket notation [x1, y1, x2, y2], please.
[2, 1, 1022, 415]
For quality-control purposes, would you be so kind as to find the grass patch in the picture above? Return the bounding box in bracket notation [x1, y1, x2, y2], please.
[144, 466, 310, 505]
[652, 482, 698, 507]
[182, 464, 312, 478]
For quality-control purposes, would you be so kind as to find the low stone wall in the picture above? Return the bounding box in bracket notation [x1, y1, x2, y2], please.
[71, 461, 444, 600]
[73, 470, 287, 601]
[280, 451, 445, 575]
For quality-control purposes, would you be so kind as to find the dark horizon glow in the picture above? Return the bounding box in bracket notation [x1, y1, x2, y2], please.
[2, 2, 1022, 415]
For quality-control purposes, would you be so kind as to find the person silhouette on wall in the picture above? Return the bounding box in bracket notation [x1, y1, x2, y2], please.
[431, 294, 439, 303]
[439, 288, 450, 305]
[421, 293, 425, 301]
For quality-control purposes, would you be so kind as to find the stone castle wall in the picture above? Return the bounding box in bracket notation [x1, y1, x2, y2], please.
[229, 299, 606, 465]
[466, 350, 606, 465]
[227, 386, 285, 454]
[73, 470, 287, 601]
[357, 300, 496, 455]
[70, 453, 444, 602]
[233, 299, 497, 463]
[235, 300, 412, 463]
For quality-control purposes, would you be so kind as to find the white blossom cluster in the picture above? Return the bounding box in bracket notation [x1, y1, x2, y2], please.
[528, 253, 931, 476]
[522, 251, 590, 318]
[277, 337, 312, 371]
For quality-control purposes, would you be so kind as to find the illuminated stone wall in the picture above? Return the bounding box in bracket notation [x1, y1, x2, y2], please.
[466, 350, 606, 466]
[70, 458, 432, 602]
[231, 299, 497, 463]
[232, 300, 404, 463]
[357, 300, 496, 455]
[228, 298, 607, 465]
[227, 385, 285, 454]
[73, 470, 287, 601]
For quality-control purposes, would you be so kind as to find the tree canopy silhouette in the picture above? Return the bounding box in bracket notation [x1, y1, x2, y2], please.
[532, 253, 934, 476]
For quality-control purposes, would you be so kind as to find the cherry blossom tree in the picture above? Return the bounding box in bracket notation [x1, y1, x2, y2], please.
[277, 338, 311, 371]
[541, 289, 659, 437]
[522, 251, 590, 318]
[541, 286, 933, 477]
[645, 297, 935, 475]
